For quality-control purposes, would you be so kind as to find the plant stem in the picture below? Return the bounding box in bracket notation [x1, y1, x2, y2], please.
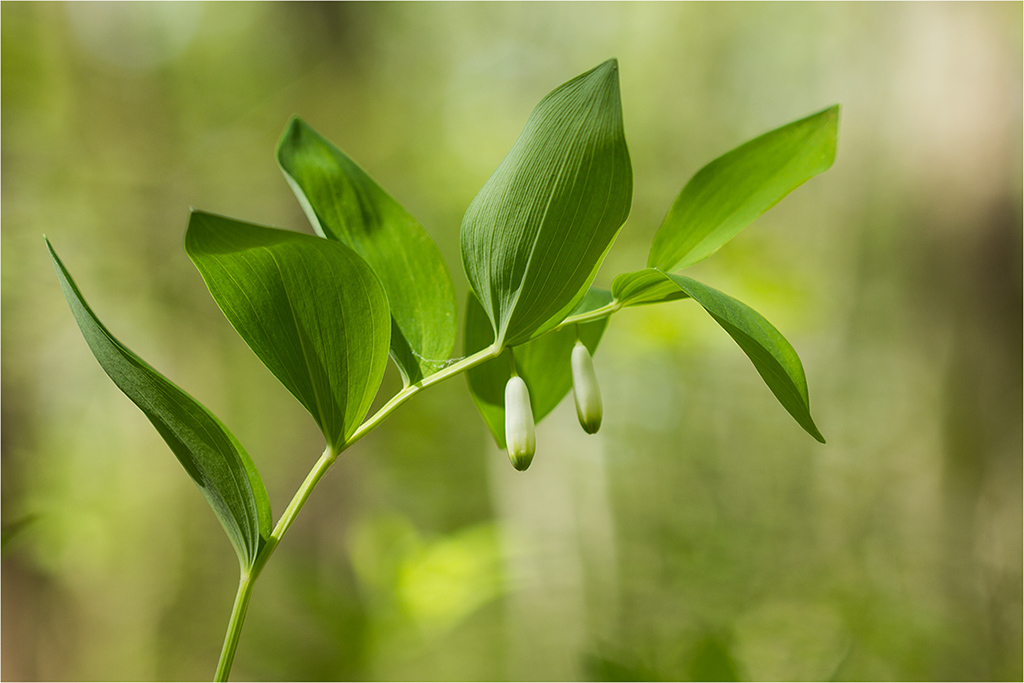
[554, 300, 622, 329]
[267, 343, 501, 558]
[213, 444, 339, 681]
[264, 444, 338, 556]
[345, 342, 503, 448]
[214, 571, 256, 682]
[211, 342, 503, 681]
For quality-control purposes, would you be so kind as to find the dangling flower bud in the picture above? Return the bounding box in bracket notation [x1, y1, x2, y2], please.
[504, 375, 536, 471]
[571, 341, 603, 434]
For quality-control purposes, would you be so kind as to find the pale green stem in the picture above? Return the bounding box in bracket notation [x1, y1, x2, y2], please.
[212, 342, 503, 681]
[214, 315, 621, 678]
[553, 299, 622, 330]
[347, 342, 503, 447]
[214, 571, 256, 682]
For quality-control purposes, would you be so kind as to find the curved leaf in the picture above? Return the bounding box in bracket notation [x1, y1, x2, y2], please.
[611, 268, 690, 307]
[648, 105, 839, 273]
[614, 268, 825, 442]
[465, 290, 610, 448]
[277, 118, 457, 385]
[47, 240, 271, 569]
[461, 58, 632, 349]
[185, 211, 391, 450]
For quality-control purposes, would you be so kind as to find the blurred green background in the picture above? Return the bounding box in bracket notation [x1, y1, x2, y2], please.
[2, 2, 1021, 680]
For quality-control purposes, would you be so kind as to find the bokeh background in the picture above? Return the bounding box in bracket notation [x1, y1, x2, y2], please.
[2, 3, 1021, 681]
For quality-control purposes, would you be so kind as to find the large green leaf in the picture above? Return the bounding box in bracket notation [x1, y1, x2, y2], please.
[465, 289, 610, 448]
[461, 59, 632, 349]
[47, 240, 271, 569]
[612, 269, 825, 442]
[185, 211, 391, 450]
[277, 118, 457, 386]
[648, 105, 839, 273]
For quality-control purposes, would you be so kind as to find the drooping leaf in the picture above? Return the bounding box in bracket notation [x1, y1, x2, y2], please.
[461, 59, 632, 349]
[277, 118, 457, 385]
[465, 290, 610, 448]
[47, 239, 271, 569]
[185, 211, 391, 450]
[648, 105, 839, 273]
[612, 268, 825, 442]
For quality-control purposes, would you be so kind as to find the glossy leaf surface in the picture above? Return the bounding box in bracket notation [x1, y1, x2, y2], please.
[613, 269, 825, 442]
[48, 240, 271, 568]
[461, 59, 632, 349]
[277, 118, 457, 385]
[465, 289, 610, 448]
[648, 105, 839, 273]
[185, 211, 391, 450]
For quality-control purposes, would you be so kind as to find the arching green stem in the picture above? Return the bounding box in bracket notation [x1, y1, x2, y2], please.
[212, 342, 503, 681]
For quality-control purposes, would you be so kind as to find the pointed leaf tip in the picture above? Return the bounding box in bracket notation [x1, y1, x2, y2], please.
[612, 268, 825, 442]
[461, 60, 632, 348]
[47, 240, 272, 568]
[648, 104, 840, 273]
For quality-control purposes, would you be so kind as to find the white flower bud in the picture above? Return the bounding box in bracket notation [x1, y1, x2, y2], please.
[504, 375, 536, 471]
[571, 341, 603, 434]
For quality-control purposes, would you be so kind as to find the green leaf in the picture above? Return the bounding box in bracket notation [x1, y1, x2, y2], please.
[277, 118, 457, 386]
[185, 211, 391, 450]
[611, 268, 691, 307]
[648, 105, 839, 273]
[461, 59, 632, 349]
[465, 290, 610, 448]
[47, 240, 271, 569]
[612, 268, 825, 442]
